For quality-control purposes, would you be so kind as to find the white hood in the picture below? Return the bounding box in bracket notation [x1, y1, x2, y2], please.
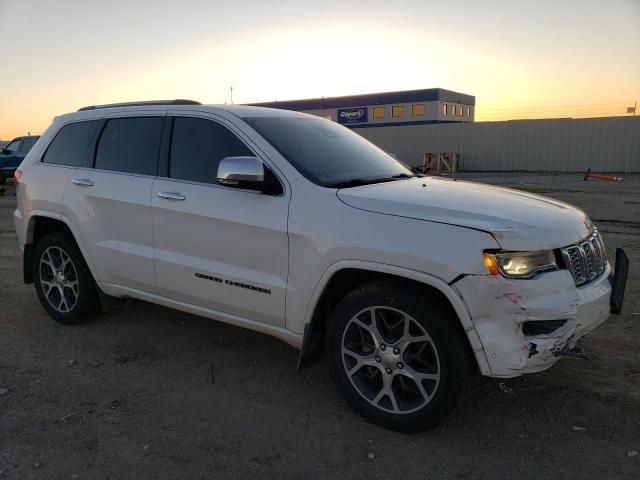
[337, 177, 592, 251]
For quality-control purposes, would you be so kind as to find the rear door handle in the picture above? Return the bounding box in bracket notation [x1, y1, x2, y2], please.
[72, 178, 94, 187]
[157, 191, 186, 201]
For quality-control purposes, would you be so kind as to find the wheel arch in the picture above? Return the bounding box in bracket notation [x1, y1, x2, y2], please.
[23, 212, 97, 285]
[297, 260, 491, 376]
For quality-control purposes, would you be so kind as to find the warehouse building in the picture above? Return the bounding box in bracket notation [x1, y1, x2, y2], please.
[248, 89, 639, 173]
[249, 88, 475, 128]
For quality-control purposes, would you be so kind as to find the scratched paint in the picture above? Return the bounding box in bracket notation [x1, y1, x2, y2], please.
[495, 292, 523, 305]
[453, 266, 612, 378]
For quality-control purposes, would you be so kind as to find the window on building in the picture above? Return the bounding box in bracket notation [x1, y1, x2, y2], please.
[467, 107, 471, 117]
[42, 120, 100, 167]
[392, 105, 405, 118]
[457, 105, 464, 116]
[443, 104, 448, 116]
[95, 117, 164, 175]
[372, 107, 385, 119]
[412, 104, 425, 116]
[170, 117, 252, 184]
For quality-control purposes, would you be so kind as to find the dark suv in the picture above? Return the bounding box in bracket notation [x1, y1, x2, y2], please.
[1, 136, 40, 190]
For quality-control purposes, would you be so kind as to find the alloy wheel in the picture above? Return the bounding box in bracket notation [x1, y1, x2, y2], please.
[341, 306, 441, 414]
[39, 246, 79, 313]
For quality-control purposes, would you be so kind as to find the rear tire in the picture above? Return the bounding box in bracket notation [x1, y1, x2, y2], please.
[327, 280, 471, 432]
[33, 231, 101, 324]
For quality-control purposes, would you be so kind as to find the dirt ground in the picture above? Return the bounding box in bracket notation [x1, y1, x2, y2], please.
[0, 174, 638, 480]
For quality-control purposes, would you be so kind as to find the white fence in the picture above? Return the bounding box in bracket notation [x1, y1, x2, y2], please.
[357, 116, 640, 172]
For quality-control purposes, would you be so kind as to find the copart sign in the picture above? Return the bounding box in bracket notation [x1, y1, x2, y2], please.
[338, 107, 368, 124]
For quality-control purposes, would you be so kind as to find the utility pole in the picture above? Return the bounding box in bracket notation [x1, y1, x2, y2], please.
[230, 86, 234, 105]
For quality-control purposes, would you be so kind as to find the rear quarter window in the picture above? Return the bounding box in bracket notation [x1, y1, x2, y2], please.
[42, 121, 100, 167]
[94, 117, 164, 176]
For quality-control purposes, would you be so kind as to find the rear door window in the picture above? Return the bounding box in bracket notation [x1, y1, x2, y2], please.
[169, 117, 252, 183]
[95, 117, 164, 176]
[21, 137, 38, 152]
[42, 121, 100, 167]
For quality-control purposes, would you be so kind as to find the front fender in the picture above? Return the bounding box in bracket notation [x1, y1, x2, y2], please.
[298, 260, 491, 375]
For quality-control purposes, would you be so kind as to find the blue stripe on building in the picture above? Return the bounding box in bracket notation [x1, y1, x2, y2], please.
[344, 119, 461, 129]
[249, 88, 475, 111]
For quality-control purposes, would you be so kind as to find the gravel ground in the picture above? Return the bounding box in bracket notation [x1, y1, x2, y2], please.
[0, 174, 639, 479]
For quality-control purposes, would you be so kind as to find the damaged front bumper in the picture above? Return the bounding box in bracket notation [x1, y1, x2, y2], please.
[454, 266, 613, 378]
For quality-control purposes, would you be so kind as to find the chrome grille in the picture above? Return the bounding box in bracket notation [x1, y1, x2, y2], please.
[561, 229, 607, 286]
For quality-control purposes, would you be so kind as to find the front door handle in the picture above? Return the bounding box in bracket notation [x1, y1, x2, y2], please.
[72, 178, 94, 187]
[157, 191, 186, 201]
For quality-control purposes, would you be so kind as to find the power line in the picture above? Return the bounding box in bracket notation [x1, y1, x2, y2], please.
[476, 101, 637, 112]
[478, 107, 632, 115]
[476, 107, 636, 115]
[475, 100, 639, 120]
[475, 113, 634, 120]
[477, 112, 629, 117]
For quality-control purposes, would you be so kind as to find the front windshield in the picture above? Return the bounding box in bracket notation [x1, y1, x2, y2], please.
[245, 116, 414, 187]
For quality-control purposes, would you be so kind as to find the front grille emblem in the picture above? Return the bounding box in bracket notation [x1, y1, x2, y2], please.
[561, 229, 607, 286]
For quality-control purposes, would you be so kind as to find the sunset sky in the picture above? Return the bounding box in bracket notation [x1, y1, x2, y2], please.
[1, 0, 639, 139]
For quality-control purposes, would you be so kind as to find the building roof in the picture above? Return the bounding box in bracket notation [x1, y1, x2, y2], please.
[248, 88, 475, 110]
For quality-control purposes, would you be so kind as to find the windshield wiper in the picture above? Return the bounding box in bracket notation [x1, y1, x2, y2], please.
[328, 174, 416, 189]
[390, 173, 417, 179]
[327, 178, 370, 188]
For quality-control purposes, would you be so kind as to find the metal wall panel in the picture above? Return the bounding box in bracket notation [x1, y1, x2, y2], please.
[357, 116, 640, 172]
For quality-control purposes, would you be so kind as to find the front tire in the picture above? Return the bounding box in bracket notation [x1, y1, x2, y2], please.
[327, 280, 471, 432]
[33, 232, 101, 324]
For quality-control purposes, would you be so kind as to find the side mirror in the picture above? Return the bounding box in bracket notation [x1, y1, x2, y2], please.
[217, 156, 265, 187]
[217, 156, 282, 195]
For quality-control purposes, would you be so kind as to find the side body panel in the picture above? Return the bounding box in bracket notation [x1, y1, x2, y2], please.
[58, 111, 165, 292]
[150, 110, 291, 327]
[62, 169, 157, 292]
[151, 177, 289, 326]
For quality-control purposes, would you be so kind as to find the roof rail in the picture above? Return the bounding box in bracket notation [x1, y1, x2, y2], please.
[78, 99, 201, 111]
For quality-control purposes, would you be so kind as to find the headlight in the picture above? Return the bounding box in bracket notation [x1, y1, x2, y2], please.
[483, 250, 557, 279]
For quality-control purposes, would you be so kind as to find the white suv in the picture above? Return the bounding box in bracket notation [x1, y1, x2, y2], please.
[14, 100, 628, 432]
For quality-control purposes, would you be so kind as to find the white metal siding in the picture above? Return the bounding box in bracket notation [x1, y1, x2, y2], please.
[357, 116, 640, 172]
